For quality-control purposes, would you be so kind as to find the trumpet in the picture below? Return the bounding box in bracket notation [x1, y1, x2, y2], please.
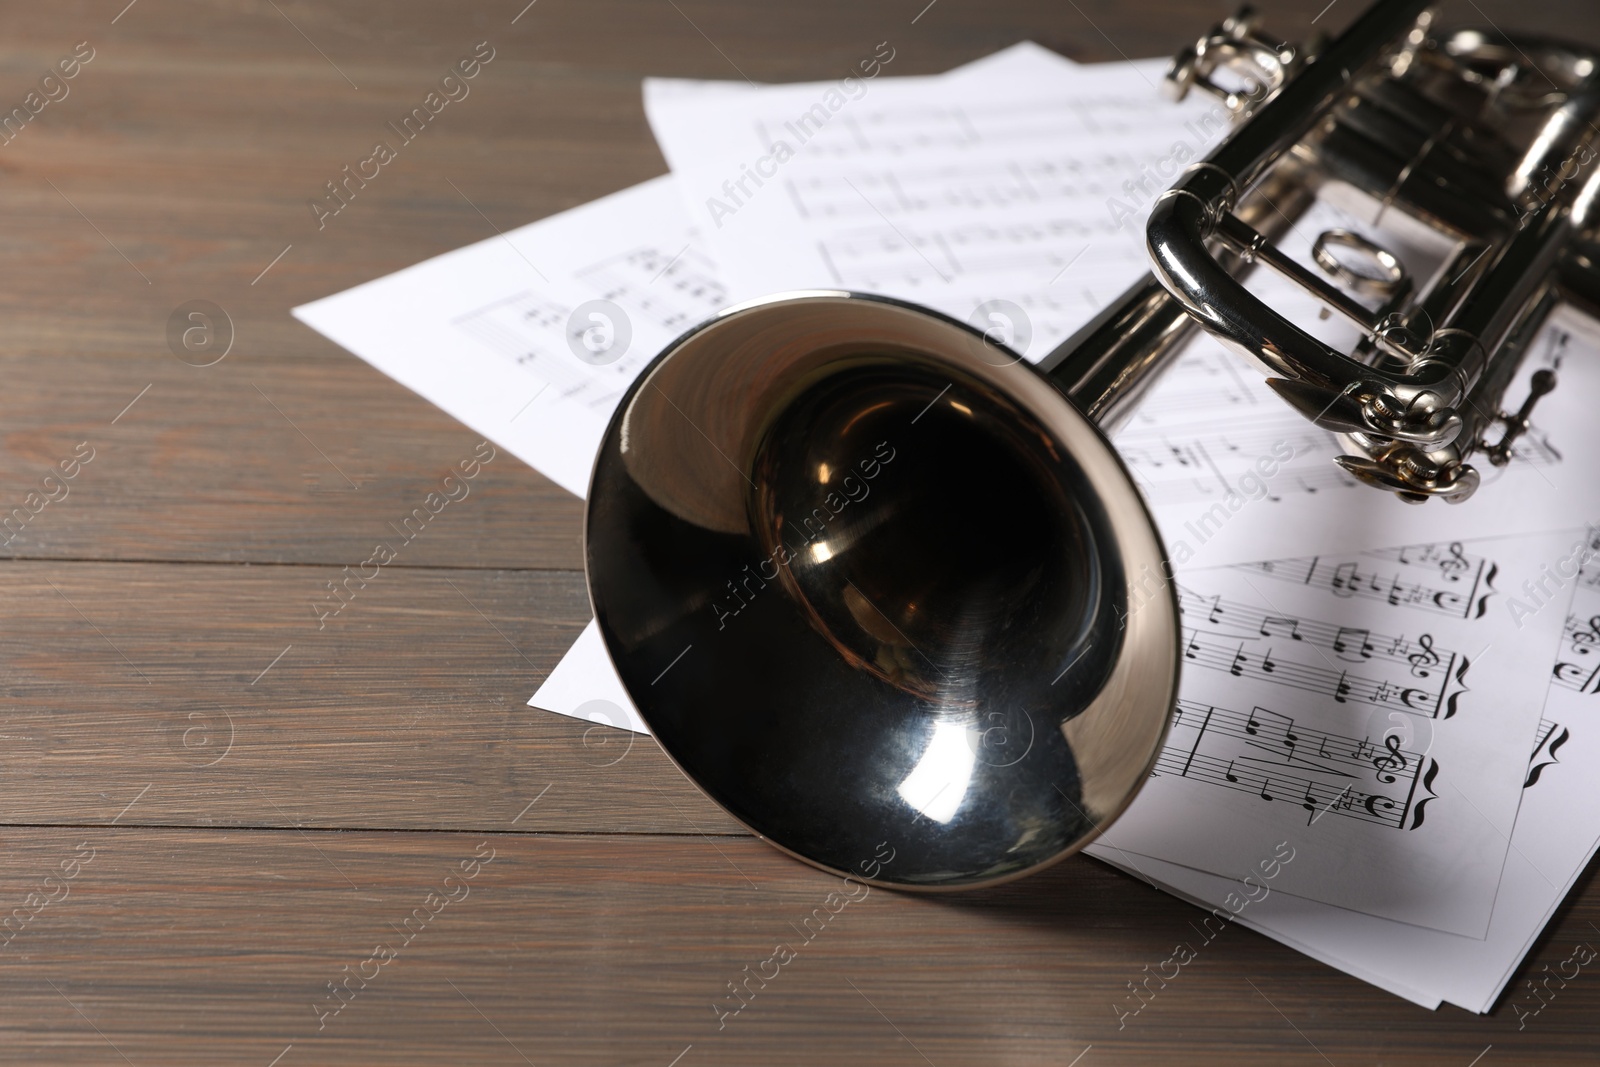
[583, 0, 1600, 889]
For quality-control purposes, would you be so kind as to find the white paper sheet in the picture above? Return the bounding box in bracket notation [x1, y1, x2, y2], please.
[294, 175, 721, 497]
[645, 56, 1224, 361]
[1090, 547, 1600, 1014]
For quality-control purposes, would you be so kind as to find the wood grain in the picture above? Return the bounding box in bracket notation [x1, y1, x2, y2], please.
[0, 0, 1595, 1063]
[0, 559, 741, 834]
[0, 827, 1594, 1066]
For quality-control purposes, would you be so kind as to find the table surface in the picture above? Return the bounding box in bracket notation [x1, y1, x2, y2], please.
[3, 0, 1598, 1064]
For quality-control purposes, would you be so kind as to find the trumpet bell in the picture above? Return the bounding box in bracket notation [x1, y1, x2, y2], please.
[585, 293, 1181, 889]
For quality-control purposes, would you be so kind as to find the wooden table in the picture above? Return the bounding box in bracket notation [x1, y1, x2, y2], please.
[1, 0, 1596, 1063]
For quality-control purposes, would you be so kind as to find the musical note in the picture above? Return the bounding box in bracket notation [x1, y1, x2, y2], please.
[1333, 627, 1374, 661]
[1259, 615, 1302, 640]
[1408, 634, 1441, 678]
[574, 244, 727, 332]
[1334, 671, 1351, 703]
[1332, 561, 1359, 597]
[452, 230, 730, 416]
[1229, 645, 1247, 677]
[1176, 590, 1456, 679]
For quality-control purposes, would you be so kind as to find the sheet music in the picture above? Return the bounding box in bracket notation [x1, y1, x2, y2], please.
[1229, 540, 1500, 622]
[1089, 540, 1600, 1013]
[1100, 529, 1577, 936]
[645, 56, 1226, 359]
[1153, 698, 1429, 831]
[1554, 561, 1600, 695]
[292, 176, 716, 497]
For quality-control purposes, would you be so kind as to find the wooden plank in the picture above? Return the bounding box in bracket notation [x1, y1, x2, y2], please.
[0, 559, 738, 835]
[0, 826, 1592, 1066]
[0, 360, 587, 568]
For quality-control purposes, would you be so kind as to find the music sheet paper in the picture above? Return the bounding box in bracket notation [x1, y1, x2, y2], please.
[292, 176, 720, 498]
[644, 56, 1221, 361]
[1090, 548, 1600, 1014]
[1101, 530, 1574, 935]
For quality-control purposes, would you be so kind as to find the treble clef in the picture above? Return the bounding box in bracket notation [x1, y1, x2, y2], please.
[1439, 542, 1470, 582]
[1372, 734, 1408, 784]
[1408, 633, 1441, 678]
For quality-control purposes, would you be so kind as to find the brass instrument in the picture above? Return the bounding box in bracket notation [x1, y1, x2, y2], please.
[584, 0, 1600, 888]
